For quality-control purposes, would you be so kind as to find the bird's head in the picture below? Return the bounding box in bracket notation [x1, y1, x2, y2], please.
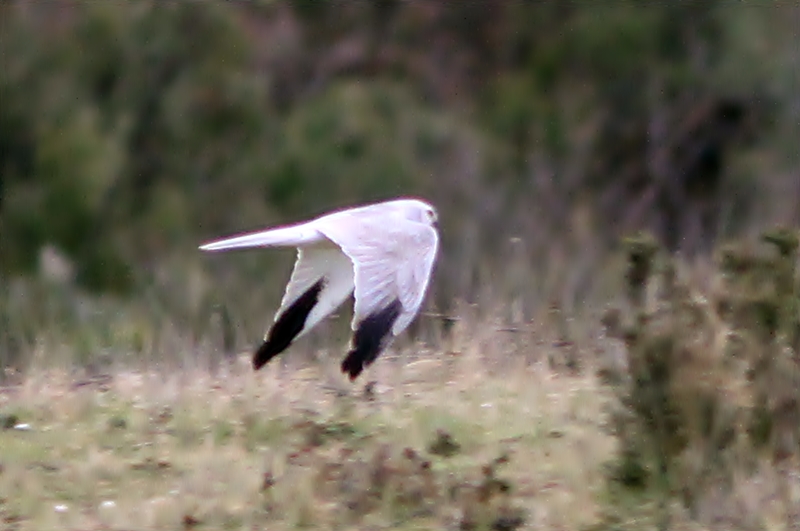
[395, 198, 438, 228]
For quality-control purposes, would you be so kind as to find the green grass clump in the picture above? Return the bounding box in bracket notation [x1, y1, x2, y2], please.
[599, 228, 800, 530]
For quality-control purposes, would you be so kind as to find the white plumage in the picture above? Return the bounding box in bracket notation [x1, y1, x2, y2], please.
[200, 198, 439, 380]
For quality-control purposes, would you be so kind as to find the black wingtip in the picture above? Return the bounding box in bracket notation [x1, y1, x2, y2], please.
[340, 299, 402, 381]
[341, 354, 364, 381]
[252, 278, 325, 371]
[253, 340, 281, 371]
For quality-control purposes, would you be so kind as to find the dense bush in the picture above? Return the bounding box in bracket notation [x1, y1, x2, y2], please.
[599, 229, 800, 528]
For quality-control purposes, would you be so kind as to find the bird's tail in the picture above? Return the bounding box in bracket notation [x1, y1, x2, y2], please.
[199, 223, 320, 251]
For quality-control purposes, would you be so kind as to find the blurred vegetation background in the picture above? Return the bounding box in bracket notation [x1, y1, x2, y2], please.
[1, 1, 800, 371]
[6, 3, 800, 528]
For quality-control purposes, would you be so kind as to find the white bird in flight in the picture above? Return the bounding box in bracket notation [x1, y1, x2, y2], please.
[199, 198, 439, 381]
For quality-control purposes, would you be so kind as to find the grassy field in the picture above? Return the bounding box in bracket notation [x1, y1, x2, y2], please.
[4, 233, 800, 530]
[0, 337, 621, 531]
[2, 314, 800, 530]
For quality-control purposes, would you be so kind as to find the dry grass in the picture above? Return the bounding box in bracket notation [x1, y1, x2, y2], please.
[0, 337, 615, 531]
[5, 230, 800, 530]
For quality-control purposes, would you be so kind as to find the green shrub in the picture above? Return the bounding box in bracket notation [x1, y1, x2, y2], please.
[600, 228, 800, 528]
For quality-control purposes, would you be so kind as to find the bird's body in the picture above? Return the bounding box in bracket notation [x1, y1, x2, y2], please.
[200, 198, 439, 380]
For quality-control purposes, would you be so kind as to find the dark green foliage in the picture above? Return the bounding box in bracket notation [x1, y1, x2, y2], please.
[0, 0, 790, 298]
[609, 447, 648, 490]
[622, 233, 659, 308]
[601, 228, 800, 528]
[428, 429, 461, 458]
[0, 414, 18, 430]
[107, 415, 127, 431]
[266, 83, 435, 215]
[0, 1, 269, 291]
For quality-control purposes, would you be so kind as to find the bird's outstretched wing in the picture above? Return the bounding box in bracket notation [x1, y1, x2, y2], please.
[199, 220, 354, 369]
[318, 217, 439, 380]
[252, 244, 354, 369]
